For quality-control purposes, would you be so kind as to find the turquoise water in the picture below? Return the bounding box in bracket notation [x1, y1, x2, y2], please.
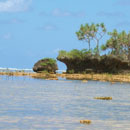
[0, 76, 130, 130]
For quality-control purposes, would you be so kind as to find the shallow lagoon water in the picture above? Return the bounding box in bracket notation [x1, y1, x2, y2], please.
[0, 76, 130, 130]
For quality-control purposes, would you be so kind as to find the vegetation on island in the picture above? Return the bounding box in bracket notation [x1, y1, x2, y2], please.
[40, 58, 57, 67]
[57, 23, 130, 74]
[101, 29, 130, 61]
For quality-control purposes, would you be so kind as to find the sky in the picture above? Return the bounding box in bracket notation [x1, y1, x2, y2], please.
[0, 0, 130, 69]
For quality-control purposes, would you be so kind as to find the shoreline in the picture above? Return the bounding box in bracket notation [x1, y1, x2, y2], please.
[0, 72, 130, 83]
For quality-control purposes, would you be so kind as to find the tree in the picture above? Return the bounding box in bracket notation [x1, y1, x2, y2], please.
[101, 29, 122, 55]
[76, 24, 92, 51]
[127, 32, 130, 61]
[107, 29, 120, 55]
[101, 29, 130, 60]
[124, 32, 130, 61]
[76, 23, 106, 55]
[90, 23, 106, 55]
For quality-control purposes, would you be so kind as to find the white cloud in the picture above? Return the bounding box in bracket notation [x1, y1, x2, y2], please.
[0, 18, 24, 24]
[39, 9, 86, 18]
[52, 9, 71, 17]
[10, 18, 24, 23]
[3, 33, 12, 39]
[0, 0, 32, 12]
[52, 8, 86, 18]
[40, 24, 58, 31]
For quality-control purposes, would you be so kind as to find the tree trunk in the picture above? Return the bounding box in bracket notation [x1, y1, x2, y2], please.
[96, 39, 99, 56]
[128, 47, 130, 61]
[88, 40, 90, 51]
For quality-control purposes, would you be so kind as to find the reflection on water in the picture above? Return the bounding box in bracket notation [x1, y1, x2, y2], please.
[0, 75, 130, 130]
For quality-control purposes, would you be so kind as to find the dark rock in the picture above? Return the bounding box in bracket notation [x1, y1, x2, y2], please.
[33, 58, 58, 73]
[57, 55, 130, 74]
[94, 97, 112, 100]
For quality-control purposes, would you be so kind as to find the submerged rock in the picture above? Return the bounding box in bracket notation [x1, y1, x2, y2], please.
[94, 97, 112, 100]
[80, 120, 91, 124]
[33, 58, 58, 73]
[82, 80, 88, 83]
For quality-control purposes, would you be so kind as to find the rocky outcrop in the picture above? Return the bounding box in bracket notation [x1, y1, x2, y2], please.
[80, 120, 91, 124]
[94, 97, 112, 100]
[57, 55, 130, 73]
[33, 58, 58, 73]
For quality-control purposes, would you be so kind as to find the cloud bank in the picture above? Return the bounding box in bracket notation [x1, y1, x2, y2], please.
[0, 0, 32, 12]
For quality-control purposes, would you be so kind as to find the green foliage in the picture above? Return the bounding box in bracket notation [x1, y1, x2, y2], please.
[57, 50, 67, 58]
[41, 62, 47, 66]
[76, 23, 92, 50]
[68, 69, 75, 74]
[101, 44, 107, 51]
[93, 46, 99, 55]
[42, 70, 49, 74]
[101, 29, 130, 60]
[58, 49, 92, 60]
[76, 23, 106, 55]
[41, 58, 56, 66]
[59, 23, 130, 62]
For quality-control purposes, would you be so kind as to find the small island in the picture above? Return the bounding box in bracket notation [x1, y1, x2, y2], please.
[57, 23, 130, 74]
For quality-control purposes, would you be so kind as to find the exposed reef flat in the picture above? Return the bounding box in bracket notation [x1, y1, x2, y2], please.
[59, 73, 130, 83]
[0, 72, 58, 80]
[0, 72, 130, 83]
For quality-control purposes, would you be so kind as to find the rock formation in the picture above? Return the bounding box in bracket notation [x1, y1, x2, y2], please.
[33, 58, 58, 73]
[57, 55, 130, 73]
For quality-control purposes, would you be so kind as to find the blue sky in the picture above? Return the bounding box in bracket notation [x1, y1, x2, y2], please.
[0, 0, 130, 69]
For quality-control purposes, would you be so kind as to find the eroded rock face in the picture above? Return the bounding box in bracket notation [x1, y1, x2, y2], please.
[57, 55, 130, 73]
[33, 58, 58, 73]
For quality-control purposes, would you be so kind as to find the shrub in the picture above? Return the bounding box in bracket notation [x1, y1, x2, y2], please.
[58, 49, 92, 60]
[68, 69, 75, 74]
[40, 58, 56, 66]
